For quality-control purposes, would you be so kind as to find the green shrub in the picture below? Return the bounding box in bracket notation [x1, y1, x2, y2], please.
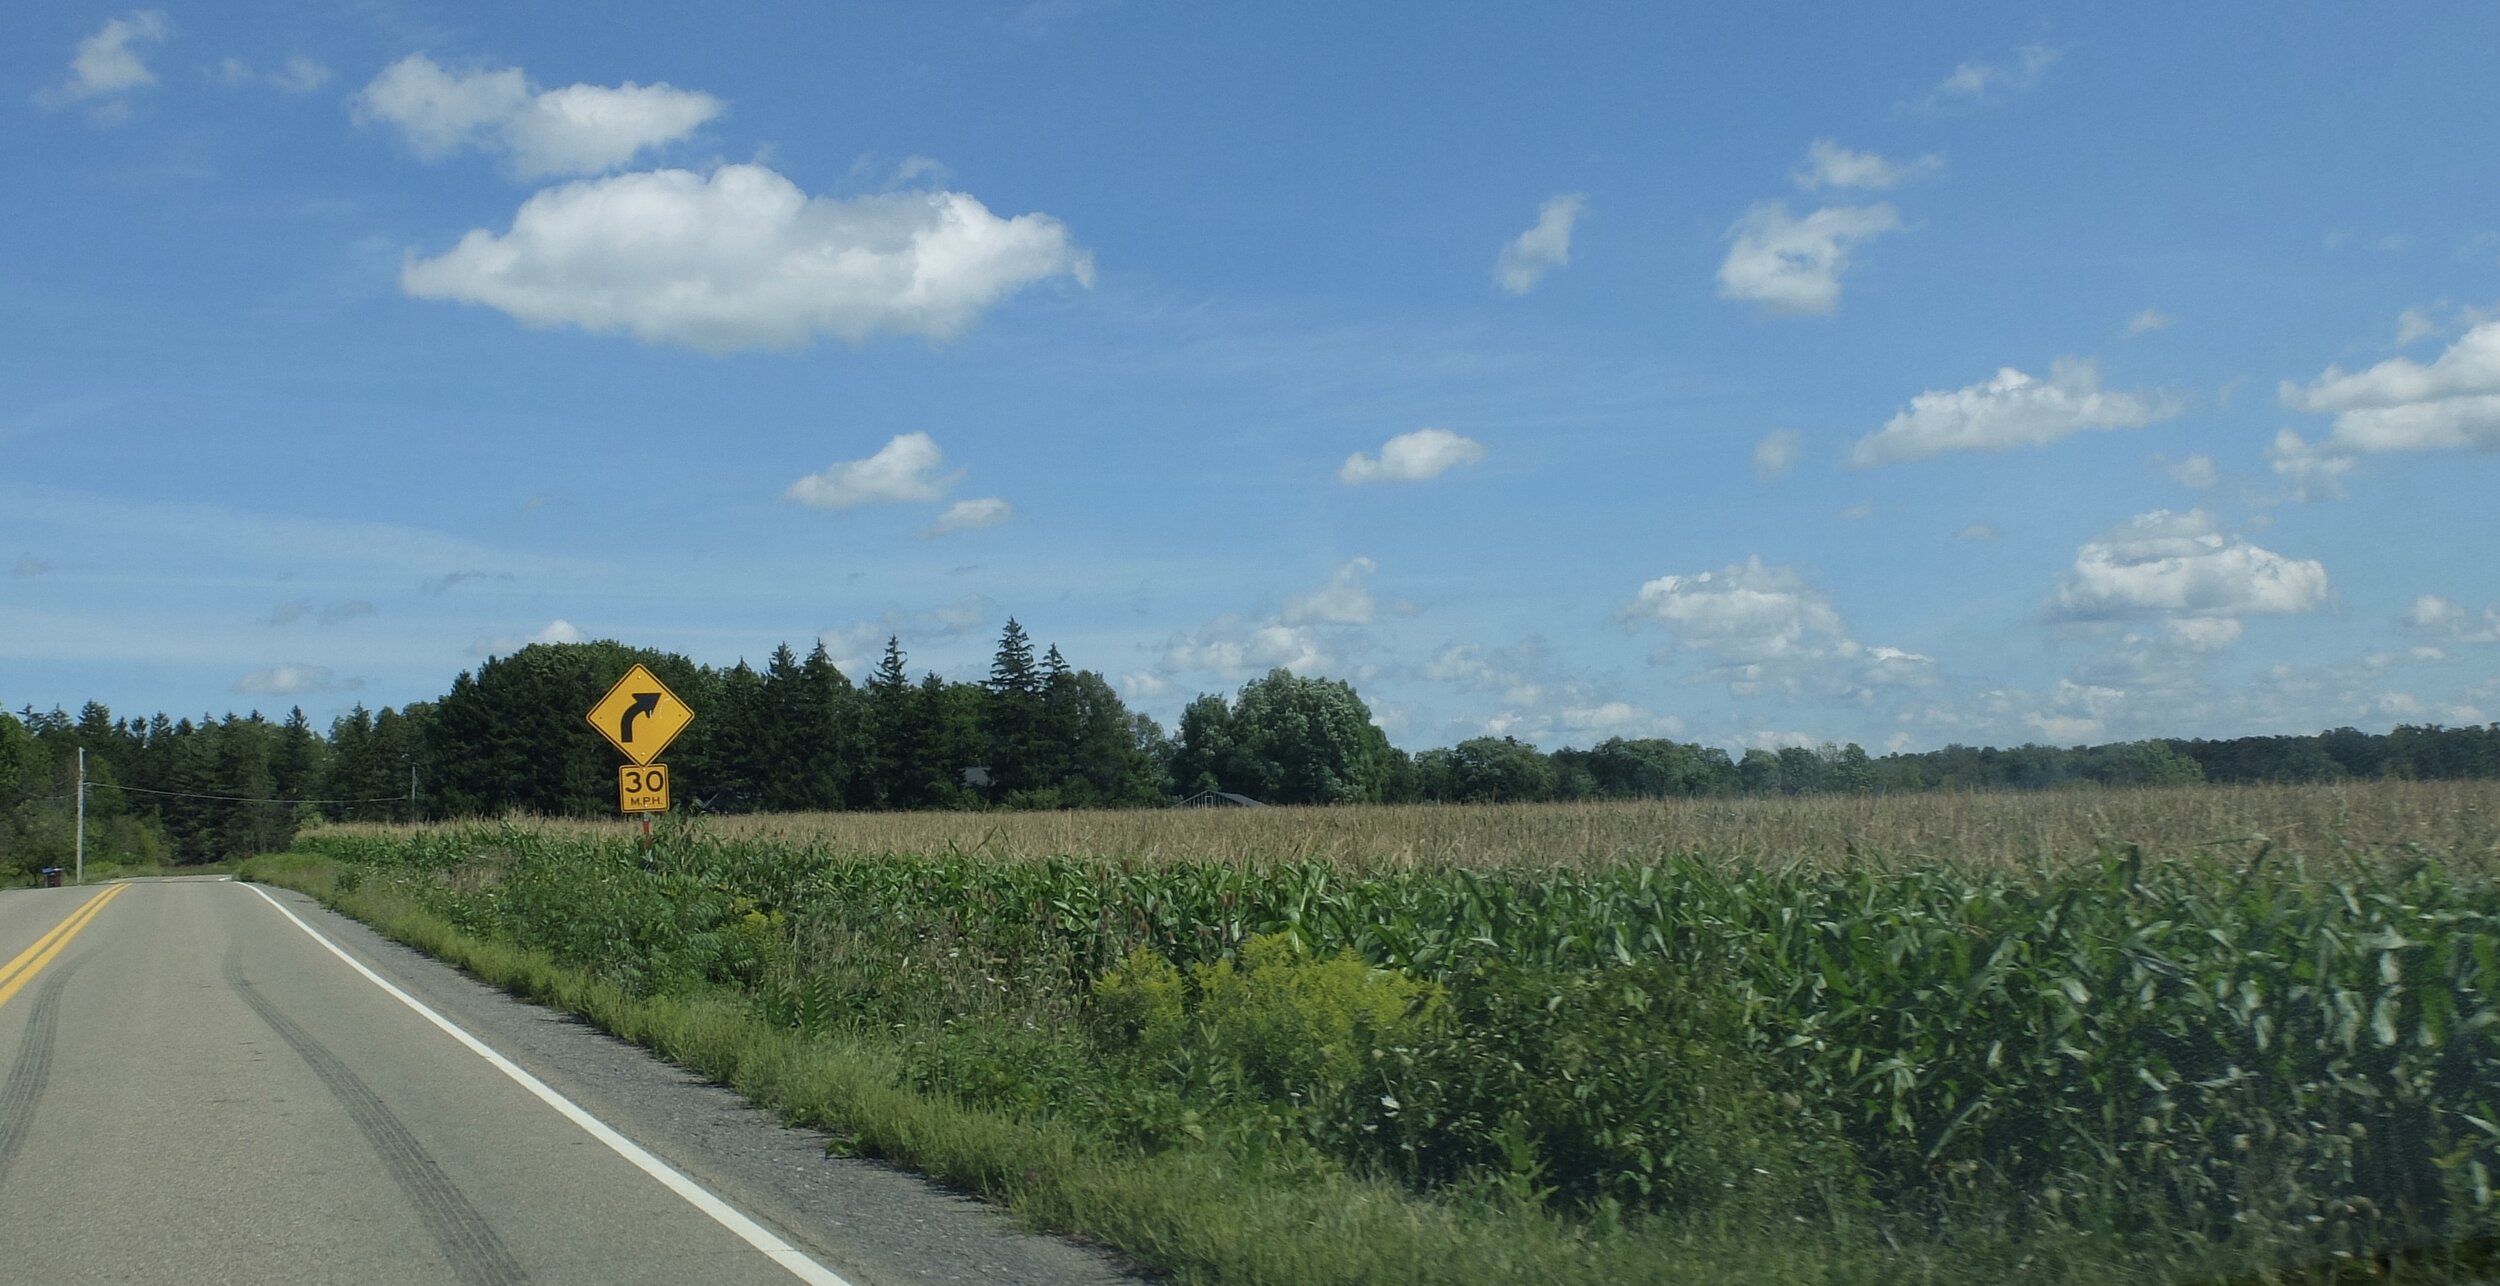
[1347, 959, 1853, 1220]
[1093, 945, 1188, 1048]
[1185, 933, 1442, 1103]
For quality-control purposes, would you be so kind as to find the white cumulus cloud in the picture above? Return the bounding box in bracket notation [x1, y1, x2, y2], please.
[355, 53, 722, 179]
[1792, 140, 1940, 191]
[787, 433, 962, 510]
[1848, 358, 2184, 467]
[1620, 556, 1929, 698]
[1282, 558, 1378, 627]
[2047, 509, 2329, 623]
[1160, 560, 1388, 681]
[1494, 193, 1585, 295]
[401, 164, 1091, 352]
[37, 11, 171, 117]
[1716, 202, 1902, 317]
[2400, 594, 2500, 645]
[2279, 320, 2500, 458]
[2264, 429, 2357, 501]
[928, 496, 1012, 535]
[2026, 712, 2104, 743]
[469, 619, 587, 658]
[815, 595, 993, 675]
[2125, 308, 2173, 337]
[1339, 428, 1485, 485]
[1160, 620, 1333, 680]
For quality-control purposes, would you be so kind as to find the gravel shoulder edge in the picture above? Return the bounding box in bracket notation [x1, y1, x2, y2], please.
[242, 879, 1143, 1286]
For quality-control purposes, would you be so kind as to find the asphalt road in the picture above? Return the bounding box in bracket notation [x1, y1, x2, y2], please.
[0, 878, 1134, 1286]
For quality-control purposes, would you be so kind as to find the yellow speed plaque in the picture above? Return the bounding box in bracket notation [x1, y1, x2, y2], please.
[618, 763, 670, 814]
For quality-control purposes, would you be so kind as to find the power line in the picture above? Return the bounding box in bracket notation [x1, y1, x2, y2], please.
[79, 781, 412, 806]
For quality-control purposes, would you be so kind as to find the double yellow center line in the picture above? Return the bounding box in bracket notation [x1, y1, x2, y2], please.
[0, 883, 128, 1010]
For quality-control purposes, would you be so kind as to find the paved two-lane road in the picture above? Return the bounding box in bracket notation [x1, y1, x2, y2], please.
[0, 878, 1129, 1286]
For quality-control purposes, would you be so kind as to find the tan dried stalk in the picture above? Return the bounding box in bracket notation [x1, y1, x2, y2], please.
[304, 779, 2500, 873]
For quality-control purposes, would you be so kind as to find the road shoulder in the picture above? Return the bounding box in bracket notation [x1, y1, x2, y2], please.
[242, 882, 1139, 1286]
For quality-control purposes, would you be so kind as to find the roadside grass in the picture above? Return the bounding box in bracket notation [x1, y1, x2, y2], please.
[6, 857, 240, 887]
[237, 844, 2499, 1285]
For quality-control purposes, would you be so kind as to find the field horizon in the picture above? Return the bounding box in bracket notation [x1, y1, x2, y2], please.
[303, 777, 2500, 873]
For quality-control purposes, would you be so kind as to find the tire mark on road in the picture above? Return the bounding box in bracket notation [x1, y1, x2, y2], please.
[226, 944, 528, 1286]
[0, 957, 83, 1191]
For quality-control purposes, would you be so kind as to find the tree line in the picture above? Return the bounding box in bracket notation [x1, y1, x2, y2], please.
[6, 619, 2498, 874]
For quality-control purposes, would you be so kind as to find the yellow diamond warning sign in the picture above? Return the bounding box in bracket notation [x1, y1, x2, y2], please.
[586, 664, 694, 765]
[618, 763, 670, 814]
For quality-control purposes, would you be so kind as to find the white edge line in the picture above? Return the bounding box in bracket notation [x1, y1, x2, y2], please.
[244, 882, 852, 1286]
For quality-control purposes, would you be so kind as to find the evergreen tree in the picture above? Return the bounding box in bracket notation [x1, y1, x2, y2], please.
[755, 644, 802, 807]
[1034, 644, 1081, 799]
[272, 706, 326, 813]
[702, 660, 771, 812]
[922, 672, 987, 805]
[983, 619, 1045, 796]
[325, 706, 381, 821]
[213, 715, 289, 859]
[866, 637, 922, 808]
[800, 642, 865, 810]
[162, 718, 218, 859]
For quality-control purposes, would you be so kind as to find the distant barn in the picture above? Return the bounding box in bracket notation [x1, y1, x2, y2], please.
[1176, 789, 1265, 808]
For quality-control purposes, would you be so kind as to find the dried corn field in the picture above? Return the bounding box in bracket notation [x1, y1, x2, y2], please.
[308, 778, 2500, 872]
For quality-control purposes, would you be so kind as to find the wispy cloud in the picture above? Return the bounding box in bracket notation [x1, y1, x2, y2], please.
[216, 54, 332, 93]
[421, 569, 515, 595]
[1494, 194, 1586, 295]
[928, 497, 1013, 535]
[355, 54, 721, 179]
[1920, 43, 2059, 111]
[234, 663, 363, 695]
[1792, 141, 1940, 192]
[35, 11, 172, 122]
[1752, 429, 1801, 481]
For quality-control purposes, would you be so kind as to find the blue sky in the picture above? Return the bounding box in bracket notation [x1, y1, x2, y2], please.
[5, 2, 2497, 754]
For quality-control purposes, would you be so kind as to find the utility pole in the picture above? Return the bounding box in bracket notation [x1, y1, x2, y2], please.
[409, 762, 419, 824]
[74, 746, 86, 885]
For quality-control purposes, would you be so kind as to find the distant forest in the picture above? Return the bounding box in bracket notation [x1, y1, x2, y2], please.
[6, 619, 2498, 871]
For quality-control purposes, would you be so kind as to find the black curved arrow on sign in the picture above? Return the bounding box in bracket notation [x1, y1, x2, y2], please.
[618, 692, 662, 744]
